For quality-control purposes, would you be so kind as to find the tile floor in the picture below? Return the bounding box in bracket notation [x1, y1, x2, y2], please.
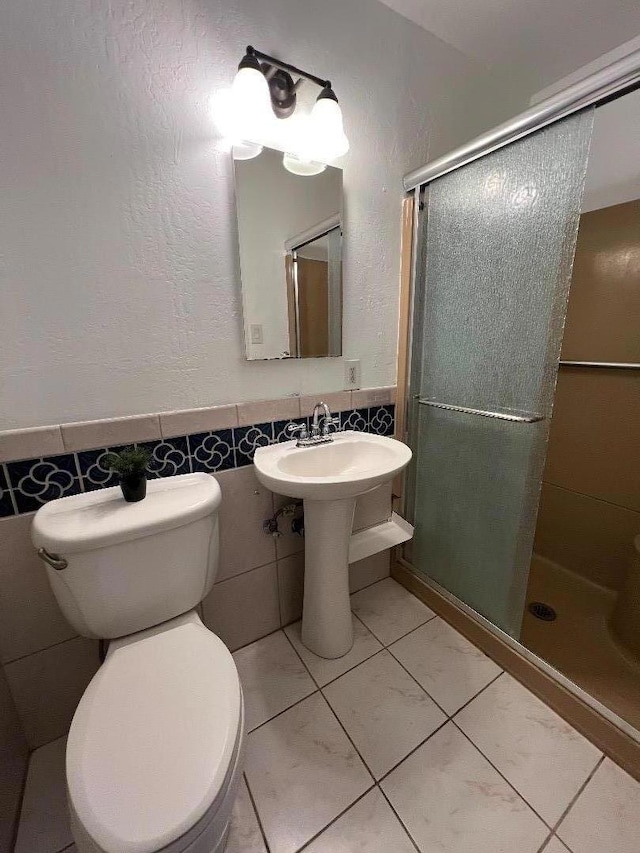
[15, 577, 640, 853]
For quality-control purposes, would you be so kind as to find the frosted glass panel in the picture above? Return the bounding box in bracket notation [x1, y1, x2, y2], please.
[410, 110, 594, 637]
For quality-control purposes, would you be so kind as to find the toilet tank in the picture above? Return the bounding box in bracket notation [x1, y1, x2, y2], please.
[31, 473, 222, 640]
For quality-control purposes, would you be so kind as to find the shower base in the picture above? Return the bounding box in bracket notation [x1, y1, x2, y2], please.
[522, 554, 640, 732]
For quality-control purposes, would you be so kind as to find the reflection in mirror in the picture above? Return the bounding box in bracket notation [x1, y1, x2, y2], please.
[234, 146, 343, 360]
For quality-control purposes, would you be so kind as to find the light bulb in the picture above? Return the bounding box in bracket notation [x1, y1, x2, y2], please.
[230, 65, 272, 143]
[282, 153, 326, 176]
[306, 95, 349, 162]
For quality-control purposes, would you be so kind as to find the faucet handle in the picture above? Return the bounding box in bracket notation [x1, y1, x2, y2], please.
[287, 422, 309, 440]
[321, 416, 341, 436]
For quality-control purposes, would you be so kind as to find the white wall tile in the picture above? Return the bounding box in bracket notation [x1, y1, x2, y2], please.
[0, 426, 64, 463]
[214, 467, 276, 581]
[299, 392, 352, 417]
[351, 387, 396, 408]
[15, 736, 73, 853]
[277, 553, 305, 626]
[160, 405, 238, 438]
[349, 551, 390, 593]
[353, 483, 392, 532]
[5, 637, 100, 749]
[61, 414, 161, 452]
[0, 666, 28, 853]
[0, 514, 76, 663]
[203, 563, 280, 652]
[237, 398, 301, 427]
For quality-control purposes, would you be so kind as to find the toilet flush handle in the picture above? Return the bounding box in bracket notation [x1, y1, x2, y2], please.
[37, 547, 68, 571]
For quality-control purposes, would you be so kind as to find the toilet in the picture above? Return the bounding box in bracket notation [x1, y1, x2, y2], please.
[31, 473, 244, 853]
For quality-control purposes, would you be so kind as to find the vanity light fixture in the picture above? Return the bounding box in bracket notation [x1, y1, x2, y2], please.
[230, 46, 349, 171]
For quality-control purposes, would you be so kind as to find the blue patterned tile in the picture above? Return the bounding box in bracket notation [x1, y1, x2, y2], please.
[233, 423, 273, 467]
[7, 454, 81, 513]
[273, 418, 308, 444]
[140, 437, 191, 478]
[369, 404, 395, 436]
[78, 445, 128, 492]
[0, 465, 15, 517]
[188, 430, 235, 473]
[339, 408, 370, 432]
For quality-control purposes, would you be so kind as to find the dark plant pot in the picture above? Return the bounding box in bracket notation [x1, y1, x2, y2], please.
[120, 475, 147, 503]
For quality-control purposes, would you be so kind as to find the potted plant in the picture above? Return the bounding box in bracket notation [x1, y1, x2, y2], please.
[104, 446, 152, 503]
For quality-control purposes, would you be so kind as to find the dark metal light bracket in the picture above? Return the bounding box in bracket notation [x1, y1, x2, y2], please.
[244, 45, 336, 119]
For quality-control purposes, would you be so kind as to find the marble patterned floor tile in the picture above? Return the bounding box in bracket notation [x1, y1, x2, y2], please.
[15, 736, 73, 853]
[226, 777, 267, 853]
[389, 616, 502, 714]
[303, 788, 416, 853]
[557, 758, 640, 853]
[233, 631, 316, 731]
[350, 578, 435, 645]
[455, 674, 602, 825]
[284, 616, 382, 687]
[381, 722, 548, 853]
[245, 692, 373, 853]
[323, 650, 446, 778]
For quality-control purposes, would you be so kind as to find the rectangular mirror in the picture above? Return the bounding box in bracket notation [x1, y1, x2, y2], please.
[234, 146, 343, 360]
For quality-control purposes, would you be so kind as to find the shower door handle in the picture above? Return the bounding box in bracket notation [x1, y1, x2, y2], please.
[416, 398, 544, 423]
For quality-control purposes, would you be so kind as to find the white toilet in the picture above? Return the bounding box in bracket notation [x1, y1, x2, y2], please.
[31, 473, 244, 853]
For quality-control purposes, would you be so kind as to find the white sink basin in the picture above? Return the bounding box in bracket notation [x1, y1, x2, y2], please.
[254, 430, 412, 660]
[254, 430, 412, 500]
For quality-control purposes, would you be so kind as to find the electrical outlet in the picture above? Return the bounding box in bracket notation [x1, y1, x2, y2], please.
[250, 324, 263, 345]
[344, 359, 361, 389]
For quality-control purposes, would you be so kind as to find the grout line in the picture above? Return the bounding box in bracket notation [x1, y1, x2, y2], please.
[451, 719, 555, 831]
[379, 611, 438, 647]
[3, 633, 81, 667]
[377, 784, 422, 853]
[246, 687, 320, 736]
[536, 832, 555, 853]
[243, 771, 272, 853]
[294, 786, 376, 852]
[549, 754, 605, 849]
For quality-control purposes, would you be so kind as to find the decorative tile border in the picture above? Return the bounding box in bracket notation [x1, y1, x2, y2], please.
[0, 405, 395, 518]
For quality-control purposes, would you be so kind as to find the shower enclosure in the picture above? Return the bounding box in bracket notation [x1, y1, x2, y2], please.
[399, 49, 640, 768]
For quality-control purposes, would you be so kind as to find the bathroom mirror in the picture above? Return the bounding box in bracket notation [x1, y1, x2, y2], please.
[234, 146, 343, 360]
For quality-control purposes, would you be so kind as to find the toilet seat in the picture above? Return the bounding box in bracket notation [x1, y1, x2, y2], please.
[67, 612, 243, 853]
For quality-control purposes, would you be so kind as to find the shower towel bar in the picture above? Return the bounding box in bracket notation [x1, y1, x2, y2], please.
[559, 360, 640, 370]
[416, 398, 544, 423]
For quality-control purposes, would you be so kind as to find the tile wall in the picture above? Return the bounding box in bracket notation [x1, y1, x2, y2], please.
[0, 388, 396, 750]
[534, 201, 640, 591]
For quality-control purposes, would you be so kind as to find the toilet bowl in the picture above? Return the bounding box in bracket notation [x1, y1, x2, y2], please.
[32, 473, 244, 853]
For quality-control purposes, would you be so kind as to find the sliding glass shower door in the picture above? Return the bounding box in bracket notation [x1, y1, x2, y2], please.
[408, 110, 594, 637]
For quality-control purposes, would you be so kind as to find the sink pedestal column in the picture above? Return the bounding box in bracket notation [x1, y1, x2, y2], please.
[301, 496, 356, 658]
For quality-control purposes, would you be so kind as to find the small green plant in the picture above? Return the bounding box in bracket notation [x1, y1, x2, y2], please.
[104, 446, 151, 480]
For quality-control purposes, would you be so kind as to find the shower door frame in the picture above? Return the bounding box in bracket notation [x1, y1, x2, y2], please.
[396, 48, 640, 757]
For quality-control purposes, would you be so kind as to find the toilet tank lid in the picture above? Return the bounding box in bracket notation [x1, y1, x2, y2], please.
[31, 472, 221, 554]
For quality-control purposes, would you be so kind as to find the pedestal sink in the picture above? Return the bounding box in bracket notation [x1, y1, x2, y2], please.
[254, 431, 412, 658]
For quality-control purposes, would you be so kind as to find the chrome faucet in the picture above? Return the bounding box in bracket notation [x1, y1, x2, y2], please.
[287, 401, 341, 447]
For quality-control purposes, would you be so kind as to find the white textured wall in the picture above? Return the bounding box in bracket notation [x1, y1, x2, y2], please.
[0, 0, 523, 429]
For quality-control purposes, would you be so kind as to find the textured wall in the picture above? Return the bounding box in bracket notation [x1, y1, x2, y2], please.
[0, 0, 523, 429]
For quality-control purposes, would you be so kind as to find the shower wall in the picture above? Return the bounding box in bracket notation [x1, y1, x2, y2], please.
[534, 199, 640, 592]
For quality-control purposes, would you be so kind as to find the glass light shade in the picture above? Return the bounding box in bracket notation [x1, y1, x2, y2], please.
[230, 66, 272, 142]
[233, 141, 263, 160]
[306, 97, 349, 162]
[282, 153, 326, 176]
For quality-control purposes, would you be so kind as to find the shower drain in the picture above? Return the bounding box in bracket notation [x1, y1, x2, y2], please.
[528, 601, 557, 622]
